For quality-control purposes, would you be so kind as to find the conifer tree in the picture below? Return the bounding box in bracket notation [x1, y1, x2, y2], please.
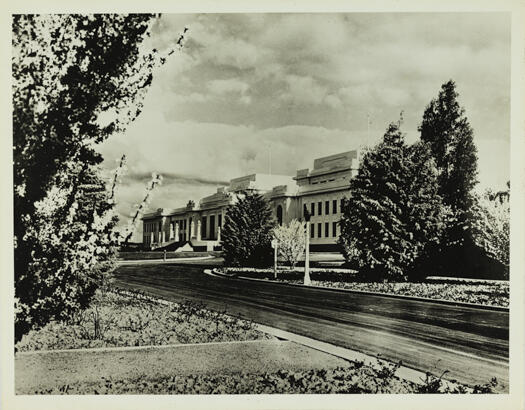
[339, 120, 448, 281]
[222, 193, 275, 267]
[419, 80, 478, 244]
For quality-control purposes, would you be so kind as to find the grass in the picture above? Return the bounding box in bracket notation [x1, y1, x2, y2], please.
[16, 287, 270, 352]
[224, 268, 509, 307]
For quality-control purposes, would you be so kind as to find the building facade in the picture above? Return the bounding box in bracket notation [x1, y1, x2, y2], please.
[142, 150, 358, 251]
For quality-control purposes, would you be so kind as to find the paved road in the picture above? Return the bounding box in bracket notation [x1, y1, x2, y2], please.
[113, 261, 509, 391]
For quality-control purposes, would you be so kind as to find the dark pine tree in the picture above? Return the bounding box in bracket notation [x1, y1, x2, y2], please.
[339, 119, 447, 281]
[221, 192, 275, 267]
[419, 80, 478, 245]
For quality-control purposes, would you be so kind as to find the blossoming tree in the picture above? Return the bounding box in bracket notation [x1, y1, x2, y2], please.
[13, 14, 184, 340]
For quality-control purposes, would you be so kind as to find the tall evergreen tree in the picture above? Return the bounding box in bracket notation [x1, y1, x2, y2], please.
[339, 120, 448, 281]
[419, 80, 478, 243]
[222, 193, 275, 267]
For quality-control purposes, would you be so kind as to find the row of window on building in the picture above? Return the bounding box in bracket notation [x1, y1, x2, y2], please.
[144, 221, 162, 233]
[310, 221, 339, 239]
[200, 213, 222, 240]
[170, 219, 187, 232]
[308, 198, 344, 217]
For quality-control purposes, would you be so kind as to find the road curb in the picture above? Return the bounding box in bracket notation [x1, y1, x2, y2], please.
[207, 269, 509, 312]
[117, 255, 215, 265]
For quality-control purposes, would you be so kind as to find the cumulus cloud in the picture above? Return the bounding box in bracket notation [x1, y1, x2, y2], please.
[96, 12, 510, 240]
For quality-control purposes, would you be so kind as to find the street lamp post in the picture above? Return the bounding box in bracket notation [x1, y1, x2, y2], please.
[271, 239, 278, 279]
[303, 205, 311, 286]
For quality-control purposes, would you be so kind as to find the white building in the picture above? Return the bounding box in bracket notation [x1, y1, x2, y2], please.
[142, 150, 359, 251]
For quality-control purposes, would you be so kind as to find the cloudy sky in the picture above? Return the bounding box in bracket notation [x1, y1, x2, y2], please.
[97, 13, 510, 239]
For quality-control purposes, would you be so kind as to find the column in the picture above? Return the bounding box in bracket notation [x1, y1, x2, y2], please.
[169, 222, 174, 240]
[190, 219, 195, 240]
[217, 226, 221, 242]
[197, 219, 202, 241]
[175, 223, 179, 242]
[161, 216, 167, 243]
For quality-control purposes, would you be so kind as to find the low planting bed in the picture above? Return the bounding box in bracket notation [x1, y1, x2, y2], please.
[28, 360, 499, 394]
[222, 268, 509, 308]
[16, 287, 269, 352]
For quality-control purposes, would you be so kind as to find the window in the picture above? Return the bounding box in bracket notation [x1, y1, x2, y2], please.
[340, 198, 344, 212]
[318, 202, 322, 215]
[310, 223, 314, 238]
[218, 214, 222, 228]
[310, 202, 315, 217]
[325, 222, 329, 237]
[332, 222, 337, 237]
[201, 217, 207, 239]
[317, 223, 322, 238]
[333, 200, 337, 214]
[210, 215, 215, 240]
[276, 205, 283, 226]
[325, 201, 329, 214]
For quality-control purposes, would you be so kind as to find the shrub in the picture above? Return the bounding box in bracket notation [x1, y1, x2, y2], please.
[221, 192, 275, 267]
[471, 190, 509, 278]
[273, 219, 305, 269]
[338, 118, 449, 281]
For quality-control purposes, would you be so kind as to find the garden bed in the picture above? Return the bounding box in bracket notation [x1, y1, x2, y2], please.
[28, 362, 498, 394]
[223, 268, 509, 308]
[16, 287, 270, 352]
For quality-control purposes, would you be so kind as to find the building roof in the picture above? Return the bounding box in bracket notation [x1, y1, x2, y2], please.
[228, 173, 295, 193]
[295, 150, 358, 181]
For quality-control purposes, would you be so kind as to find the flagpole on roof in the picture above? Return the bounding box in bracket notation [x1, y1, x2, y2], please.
[268, 143, 272, 175]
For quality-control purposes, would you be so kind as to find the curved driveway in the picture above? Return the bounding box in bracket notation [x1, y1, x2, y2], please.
[113, 260, 509, 391]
